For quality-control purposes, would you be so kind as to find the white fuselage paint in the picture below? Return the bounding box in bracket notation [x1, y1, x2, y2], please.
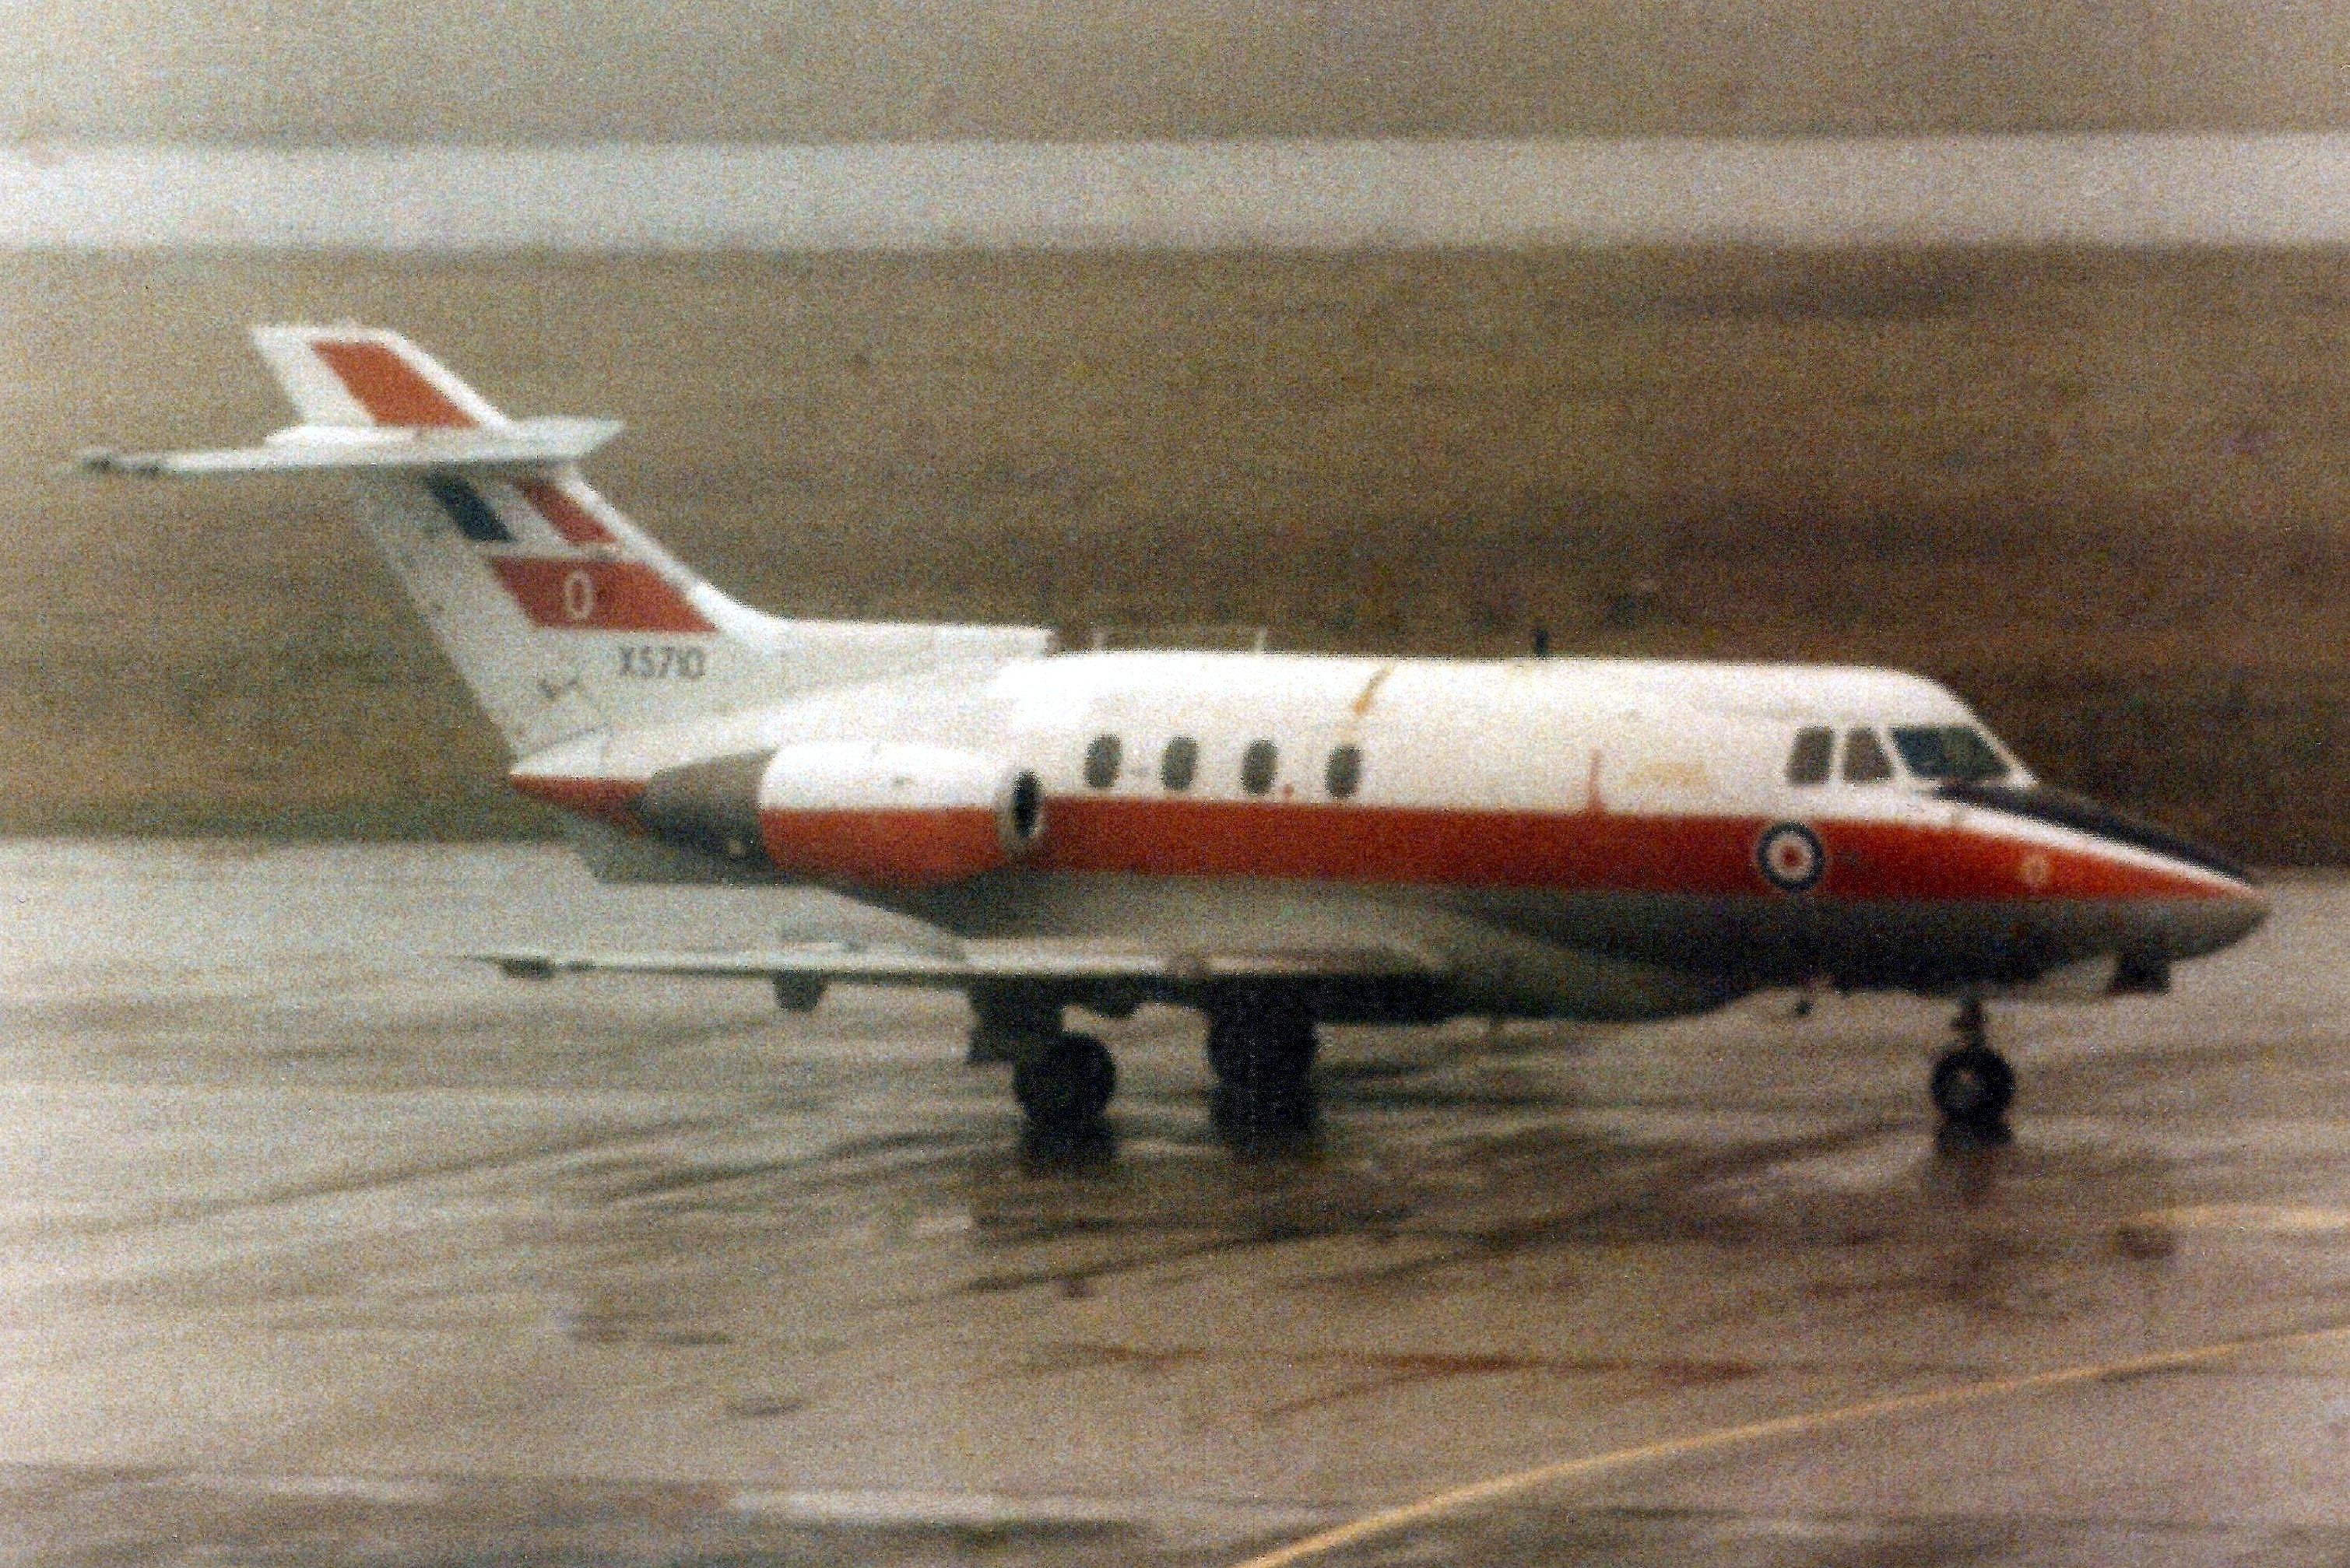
[526, 649, 2269, 1024]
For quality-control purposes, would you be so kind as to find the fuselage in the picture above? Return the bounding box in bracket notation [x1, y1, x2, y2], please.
[513, 649, 2270, 1024]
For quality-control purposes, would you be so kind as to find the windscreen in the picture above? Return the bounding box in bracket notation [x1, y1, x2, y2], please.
[1890, 724, 2011, 782]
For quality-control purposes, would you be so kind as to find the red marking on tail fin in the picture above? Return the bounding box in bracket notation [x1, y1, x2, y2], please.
[518, 479, 616, 545]
[490, 557, 715, 633]
[312, 339, 475, 428]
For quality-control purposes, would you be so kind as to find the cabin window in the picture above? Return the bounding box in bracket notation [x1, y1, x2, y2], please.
[1161, 735, 1199, 791]
[1890, 724, 2011, 783]
[1842, 727, 1894, 784]
[1240, 739, 1279, 796]
[1325, 743, 1363, 799]
[1084, 733, 1122, 789]
[1786, 726, 1833, 786]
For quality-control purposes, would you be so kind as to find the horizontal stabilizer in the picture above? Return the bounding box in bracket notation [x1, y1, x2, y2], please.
[78, 416, 623, 479]
[476, 939, 1439, 987]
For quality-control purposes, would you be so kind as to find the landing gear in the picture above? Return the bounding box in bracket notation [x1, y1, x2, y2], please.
[1206, 994, 1319, 1138]
[771, 975, 825, 1012]
[967, 987, 1060, 1065]
[967, 990, 1119, 1138]
[1011, 1032, 1117, 1131]
[1930, 998, 2015, 1131]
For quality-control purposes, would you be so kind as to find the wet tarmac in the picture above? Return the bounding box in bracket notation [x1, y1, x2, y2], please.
[8, 839, 2350, 1565]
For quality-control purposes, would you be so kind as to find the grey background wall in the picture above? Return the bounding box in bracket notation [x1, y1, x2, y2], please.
[8, 0, 2348, 142]
[8, 4, 2350, 858]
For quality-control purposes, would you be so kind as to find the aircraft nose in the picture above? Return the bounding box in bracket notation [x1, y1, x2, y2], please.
[2177, 875, 2271, 957]
[1937, 780, 2267, 959]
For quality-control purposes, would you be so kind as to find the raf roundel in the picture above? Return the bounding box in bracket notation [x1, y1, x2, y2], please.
[1756, 822, 1828, 893]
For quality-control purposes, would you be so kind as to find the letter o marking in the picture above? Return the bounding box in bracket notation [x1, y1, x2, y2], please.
[1756, 822, 1827, 893]
[561, 569, 596, 623]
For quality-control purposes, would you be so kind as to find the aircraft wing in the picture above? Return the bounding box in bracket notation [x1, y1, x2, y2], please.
[475, 938, 1440, 987]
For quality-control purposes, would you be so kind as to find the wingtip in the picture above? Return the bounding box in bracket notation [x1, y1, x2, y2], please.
[476, 952, 558, 980]
[75, 445, 160, 476]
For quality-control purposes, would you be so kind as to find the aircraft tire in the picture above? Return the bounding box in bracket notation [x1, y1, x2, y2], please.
[771, 975, 826, 1012]
[1205, 1000, 1319, 1139]
[1930, 1044, 2015, 1127]
[1205, 1001, 1317, 1089]
[1013, 1032, 1116, 1128]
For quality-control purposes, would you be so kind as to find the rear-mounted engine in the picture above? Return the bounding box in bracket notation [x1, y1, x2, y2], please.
[635, 742, 1043, 888]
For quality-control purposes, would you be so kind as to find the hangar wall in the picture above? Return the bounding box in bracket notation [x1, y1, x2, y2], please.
[9, 0, 2350, 142]
[5, 247, 2343, 858]
[11, 3, 2350, 852]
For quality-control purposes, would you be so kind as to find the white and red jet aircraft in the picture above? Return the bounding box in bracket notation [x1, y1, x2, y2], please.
[87, 327, 2269, 1139]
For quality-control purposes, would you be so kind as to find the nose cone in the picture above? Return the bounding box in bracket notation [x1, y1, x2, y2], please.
[2169, 874, 2271, 959]
[1937, 780, 2268, 959]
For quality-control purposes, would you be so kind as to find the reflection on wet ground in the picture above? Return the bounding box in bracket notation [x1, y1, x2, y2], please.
[7, 842, 2350, 1564]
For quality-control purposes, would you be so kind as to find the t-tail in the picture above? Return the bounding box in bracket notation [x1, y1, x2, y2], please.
[83, 325, 1052, 761]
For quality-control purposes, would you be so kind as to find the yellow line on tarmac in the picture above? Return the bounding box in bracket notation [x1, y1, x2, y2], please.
[1231, 1315, 2350, 1568]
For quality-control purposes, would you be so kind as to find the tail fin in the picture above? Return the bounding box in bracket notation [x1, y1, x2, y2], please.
[253, 326, 509, 430]
[86, 326, 1052, 760]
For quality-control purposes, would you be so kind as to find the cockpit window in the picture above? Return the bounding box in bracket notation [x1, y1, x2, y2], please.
[1786, 727, 1833, 786]
[1890, 724, 2011, 782]
[1842, 727, 1894, 784]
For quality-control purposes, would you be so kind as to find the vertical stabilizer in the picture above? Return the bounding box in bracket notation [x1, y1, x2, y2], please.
[86, 326, 1058, 759]
[251, 325, 782, 754]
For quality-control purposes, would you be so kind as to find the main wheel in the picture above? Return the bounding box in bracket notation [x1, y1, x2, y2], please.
[1930, 1044, 2015, 1127]
[1206, 999, 1316, 1087]
[1012, 1032, 1116, 1129]
[1205, 999, 1319, 1137]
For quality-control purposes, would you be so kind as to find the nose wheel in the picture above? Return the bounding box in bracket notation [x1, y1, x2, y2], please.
[1930, 998, 2015, 1129]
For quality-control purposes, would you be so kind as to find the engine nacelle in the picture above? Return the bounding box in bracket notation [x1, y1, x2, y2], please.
[760, 742, 1043, 886]
[634, 742, 1043, 888]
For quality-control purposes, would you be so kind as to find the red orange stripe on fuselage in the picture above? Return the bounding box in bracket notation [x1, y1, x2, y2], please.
[1028, 799, 2235, 902]
[509, 774, 644, 826]
[761, 806, 1008, 886]
[504, 777, 2239, 903]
